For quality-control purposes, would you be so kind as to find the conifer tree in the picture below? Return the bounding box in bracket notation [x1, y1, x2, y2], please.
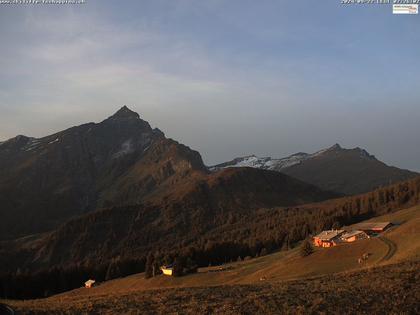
[145, 253, 154, 278]
[300, 238, 314, 257]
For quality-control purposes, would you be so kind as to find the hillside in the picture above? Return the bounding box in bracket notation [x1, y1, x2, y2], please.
[0, 166, 337, 274]
[212, 144, 418, 195]
[3, 205, 419, 314]
[5, 262, 419, 315]
[36, 204, 420, 291]
[1, 175, 418, 300]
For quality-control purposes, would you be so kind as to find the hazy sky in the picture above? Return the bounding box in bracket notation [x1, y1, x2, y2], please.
[0, 0, 419, 170]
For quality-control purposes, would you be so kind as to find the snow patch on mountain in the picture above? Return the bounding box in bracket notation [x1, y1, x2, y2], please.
[210, 152, 311, 172]
[48, 138, 59, 145]
[23, 138, 41, 152]
[210, 144, 365, 172]
[113, 139, 134, 158]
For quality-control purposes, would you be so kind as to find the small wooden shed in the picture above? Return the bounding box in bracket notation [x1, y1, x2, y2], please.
[85, 279, 96, 288]
[160, 265, 174, 276]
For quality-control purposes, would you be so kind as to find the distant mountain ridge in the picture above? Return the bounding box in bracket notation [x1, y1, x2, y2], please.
[211, 144, 346, 171]
[211, 144, 418, 195]
[0, 106, 336, 240]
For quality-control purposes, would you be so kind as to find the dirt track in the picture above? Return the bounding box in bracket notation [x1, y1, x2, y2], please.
[378, 236, 397, 262]
[0, 304, 14, 315]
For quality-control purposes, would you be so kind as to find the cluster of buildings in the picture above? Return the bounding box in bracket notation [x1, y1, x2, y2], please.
[313, 222, 392, 248]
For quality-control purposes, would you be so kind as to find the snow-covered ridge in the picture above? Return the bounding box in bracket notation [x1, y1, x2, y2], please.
[210, 152, 310, 172]
[210, 144, 374, 172]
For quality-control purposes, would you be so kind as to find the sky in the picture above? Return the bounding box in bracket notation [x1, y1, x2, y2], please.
[0, 0, 419, 170]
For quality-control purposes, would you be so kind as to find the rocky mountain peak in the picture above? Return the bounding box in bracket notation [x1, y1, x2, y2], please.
[329, 143, 342, 151]
[102, 106, 153, 133]
[108, 106, 140, 120]
[355, 147, 376, 160]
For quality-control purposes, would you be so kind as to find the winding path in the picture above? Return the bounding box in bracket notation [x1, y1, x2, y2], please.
[0, 303, 14, 315]
[378, 236, 397, 262]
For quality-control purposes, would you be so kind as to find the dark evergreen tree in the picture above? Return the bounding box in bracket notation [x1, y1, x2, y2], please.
[300, 238, 314, 257]
[145, 253, 154, 279]
[173, 256, 186, 277]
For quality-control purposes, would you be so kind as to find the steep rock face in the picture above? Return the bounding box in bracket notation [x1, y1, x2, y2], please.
[212, 144, 418, 195]
[97, 136, 207, 208]
[0, 106, 206, 240]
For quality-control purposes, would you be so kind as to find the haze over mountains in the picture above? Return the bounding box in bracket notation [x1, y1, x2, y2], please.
[212, 144, 418, 195]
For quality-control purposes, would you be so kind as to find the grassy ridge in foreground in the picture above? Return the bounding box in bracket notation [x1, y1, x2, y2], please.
[5, 260, 420, 315]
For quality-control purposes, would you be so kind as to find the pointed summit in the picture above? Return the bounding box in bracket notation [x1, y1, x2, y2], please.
[109, 106, 140, 120]
[103, 106, 153, 132]
[329, 143, 342, 150]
